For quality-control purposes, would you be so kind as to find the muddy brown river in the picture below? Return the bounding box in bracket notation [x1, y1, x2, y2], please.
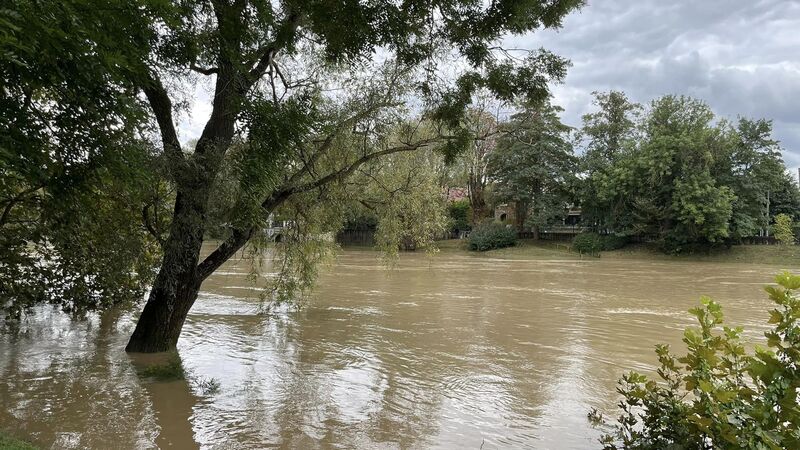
[0, 246, 787, 449]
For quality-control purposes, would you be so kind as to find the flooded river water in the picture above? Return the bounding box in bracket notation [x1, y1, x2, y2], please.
[0, 246, 786, 449]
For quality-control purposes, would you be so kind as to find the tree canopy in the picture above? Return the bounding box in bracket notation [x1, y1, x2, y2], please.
[488, 99, 576, 235]
[579, 93, 798, 253]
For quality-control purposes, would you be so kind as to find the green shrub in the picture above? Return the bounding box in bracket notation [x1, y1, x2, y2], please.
[573, 233, 630, 254]
[589, 272, 800, 449]
[468, 221, 517, 251]
[659, 233, 729, 255]
[573, 232, 603, 254]
[448, 199, 472, 232]
[600, 234, 629, 251]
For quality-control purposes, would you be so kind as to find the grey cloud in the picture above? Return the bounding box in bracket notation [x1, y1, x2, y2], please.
[510, 0, 800, 168]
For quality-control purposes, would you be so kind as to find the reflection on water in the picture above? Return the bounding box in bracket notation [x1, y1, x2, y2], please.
[0, 245, 783, 449]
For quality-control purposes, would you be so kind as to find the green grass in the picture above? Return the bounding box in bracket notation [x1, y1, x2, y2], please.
[435, 239, 579, 259]
[436, 239, 800, 266]
[479, 240, 579, 259]
[433, 239, 469, 251]
[601, 242, 800, 266]
[0, 432, 38, 450]
[350, 238, 800, 266]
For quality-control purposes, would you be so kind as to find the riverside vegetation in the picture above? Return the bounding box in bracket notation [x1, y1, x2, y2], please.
[590, 272, 800, 449]
[4, 0, 799, 350]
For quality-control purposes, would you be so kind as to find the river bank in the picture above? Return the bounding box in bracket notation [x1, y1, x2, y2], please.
[434, 239, 800, 267]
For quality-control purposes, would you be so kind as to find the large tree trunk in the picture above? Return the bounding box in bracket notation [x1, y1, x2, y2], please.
[123, 1, 300, 352]
[126, 189, 209, 353]
[127, 55, 242, 352]
[468, 174, 488, 226]
[514, 201, 528, 233]
[470, 195, 487, 226]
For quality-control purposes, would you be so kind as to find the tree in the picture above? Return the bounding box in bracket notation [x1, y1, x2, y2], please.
[720, 118, 792, 239]
[462, 104, 501, 226]
[2, 0, 584, 352]
[635, 96, 728, 248]
[582, 94, 798, 252]
[579, 93, 799, 252]
[578, 91, 641, 231]
[350, 146, 450, 257]
[488, 100, 576, 237]
[588, 95, 738, 252]
[581, 91, 641, 167]
[447, 199, 472, 233]
[767, 173, 800, 222]
[773, 214, 795, 245]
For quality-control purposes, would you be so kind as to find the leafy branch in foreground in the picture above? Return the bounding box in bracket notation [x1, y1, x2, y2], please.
[589, 272, 800, 449]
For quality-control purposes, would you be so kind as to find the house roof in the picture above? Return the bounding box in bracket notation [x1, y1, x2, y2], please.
[446, 187, 468, 202]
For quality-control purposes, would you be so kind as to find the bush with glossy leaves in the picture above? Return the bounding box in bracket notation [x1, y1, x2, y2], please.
[589, 272, 800, 449]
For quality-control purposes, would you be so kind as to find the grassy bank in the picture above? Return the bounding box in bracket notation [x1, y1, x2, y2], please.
[0, 432, 37, 450]
[601, 242, 800, 266]
[434, 239, 800, 266]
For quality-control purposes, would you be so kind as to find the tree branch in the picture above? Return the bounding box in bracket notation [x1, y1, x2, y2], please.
[190, 63, 219, 75]
[196, 136, 441, 280]
[293, 100, 399, 182]
[294, 138, 440, 194]
[142, 205, 166, 247]
[247, 12, 301, 82]
[141, 72, 187, 177]
[0, 184, 43, 228]
[195, 188, 293, 281]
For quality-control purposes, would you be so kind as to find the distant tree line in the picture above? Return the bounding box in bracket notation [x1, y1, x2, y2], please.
[446, 91, 800, 253]
[579, 92, 799, 252]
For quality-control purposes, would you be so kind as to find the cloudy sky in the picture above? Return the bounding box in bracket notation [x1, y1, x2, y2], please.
[507, 0, 800, 172]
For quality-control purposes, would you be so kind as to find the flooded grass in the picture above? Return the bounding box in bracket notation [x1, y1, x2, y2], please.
[191, 376, 221, 395]
[135, 352, 221, 397]
[138, 353, 186, 381]
[0, 432, 38, 450]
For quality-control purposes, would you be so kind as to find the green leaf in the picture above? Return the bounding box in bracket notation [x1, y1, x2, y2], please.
[775, 272, 800, 290]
